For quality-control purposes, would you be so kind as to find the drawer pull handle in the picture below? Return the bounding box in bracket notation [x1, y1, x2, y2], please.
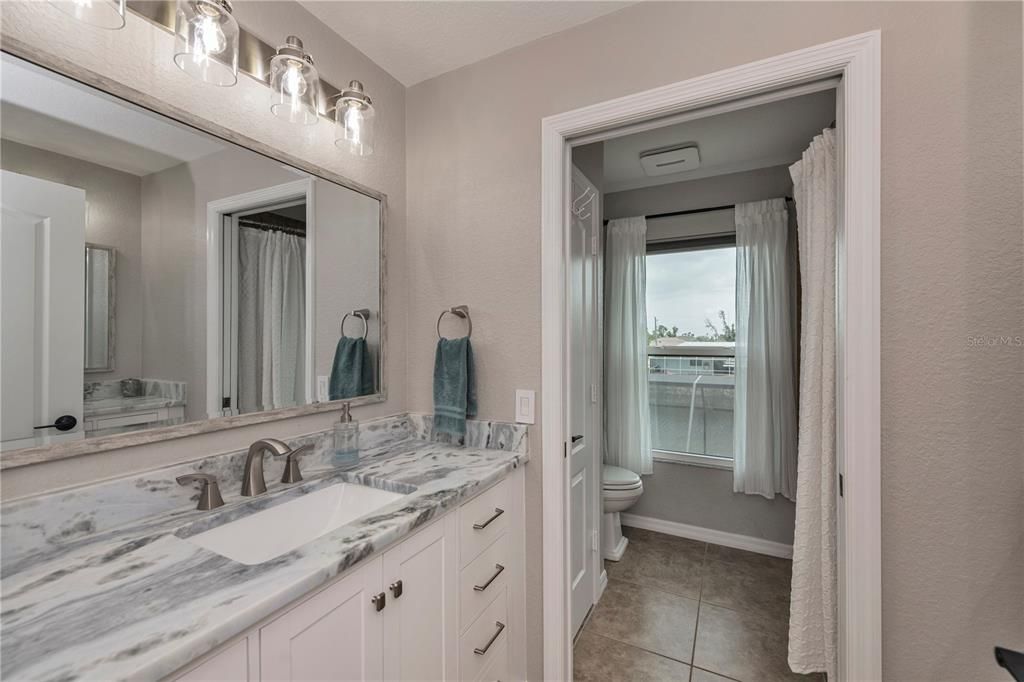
[473, 621, 506, 655]
[473, 563, 506, 592]
[371, 592, 386, 612]
[390, 580, 403, 598]
[473, 508, 505, 530]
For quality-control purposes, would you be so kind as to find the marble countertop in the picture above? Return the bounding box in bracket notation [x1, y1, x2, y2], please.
[0, 419, 528, 681]
[83, 395, 186, 417]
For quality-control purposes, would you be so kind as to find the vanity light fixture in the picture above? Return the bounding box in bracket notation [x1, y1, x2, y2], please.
[334, 81, 375, 157]
[269, 36, 319, 126]
[173, 0, 239, 87]
[50, 0, 126, 30]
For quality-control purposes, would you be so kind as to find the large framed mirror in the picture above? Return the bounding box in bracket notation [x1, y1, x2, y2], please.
[0, 52, 385, 463]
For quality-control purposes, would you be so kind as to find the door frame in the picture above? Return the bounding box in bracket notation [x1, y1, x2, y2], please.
[205, 178, 316, 418]
[541, 32, 881, 681]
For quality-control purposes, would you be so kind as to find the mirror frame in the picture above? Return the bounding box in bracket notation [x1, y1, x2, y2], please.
[83, 243, 117, 374]
[0, 44, 388, 470]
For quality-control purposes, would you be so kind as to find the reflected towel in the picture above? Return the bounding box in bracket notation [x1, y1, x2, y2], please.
[432, 337, 477, 439]
[329, 336, 374, 400]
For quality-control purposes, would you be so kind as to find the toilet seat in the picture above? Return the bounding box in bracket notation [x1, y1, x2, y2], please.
[602, 465, 642, 491]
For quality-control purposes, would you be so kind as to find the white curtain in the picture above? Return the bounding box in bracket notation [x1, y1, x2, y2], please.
[604, 217, 652, 475]
[787, 128, 838, 678]
[237, 227, 306, 413]
[733, 198, 798, 500]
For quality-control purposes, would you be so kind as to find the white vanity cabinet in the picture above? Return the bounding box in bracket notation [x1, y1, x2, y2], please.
[168, 467, 525, 682]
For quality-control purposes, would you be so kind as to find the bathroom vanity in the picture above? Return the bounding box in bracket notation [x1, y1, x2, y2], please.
[0, 415, 528, 681]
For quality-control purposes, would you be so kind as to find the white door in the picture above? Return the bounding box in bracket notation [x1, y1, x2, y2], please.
[569, 167, 600, 637]
[1, 170, 86, 451]
[260, 557, 384, 681]
[382, 517, 457, 681]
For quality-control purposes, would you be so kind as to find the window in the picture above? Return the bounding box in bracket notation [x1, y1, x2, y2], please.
[646, 242, 736, 465]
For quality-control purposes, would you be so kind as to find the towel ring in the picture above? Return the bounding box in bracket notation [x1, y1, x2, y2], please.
[341, 309, 370, 340]
[437, 305, 472, 340]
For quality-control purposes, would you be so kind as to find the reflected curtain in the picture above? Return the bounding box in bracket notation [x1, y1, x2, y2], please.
[788, 128, 838, 678]
[733, 198, 798, 500]
[237, 227, 306, 413]
[604, 216, 652, 476]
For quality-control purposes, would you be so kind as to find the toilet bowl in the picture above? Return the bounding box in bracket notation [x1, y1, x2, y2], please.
[601, 465, 643, 561]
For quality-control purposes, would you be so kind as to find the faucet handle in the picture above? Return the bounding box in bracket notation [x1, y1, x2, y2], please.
[280, 444, 313, 484]
[176, 473, 225, 510]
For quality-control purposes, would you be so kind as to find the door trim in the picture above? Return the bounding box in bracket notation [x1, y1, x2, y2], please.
[205, 179, 316, 419]
[541, 32, 881, 681]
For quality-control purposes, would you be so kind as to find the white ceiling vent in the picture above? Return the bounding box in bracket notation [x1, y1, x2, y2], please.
[639, 144, 701, 177]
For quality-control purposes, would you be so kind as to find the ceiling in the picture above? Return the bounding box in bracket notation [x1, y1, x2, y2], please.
[1, 54, 224, 176]
[602, 89, 836, 194]
[300, 1, 633, 86]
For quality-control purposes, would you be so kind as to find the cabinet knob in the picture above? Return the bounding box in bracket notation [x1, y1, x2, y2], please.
[389, 580, 403, 598]
[371, 592, 386, 612]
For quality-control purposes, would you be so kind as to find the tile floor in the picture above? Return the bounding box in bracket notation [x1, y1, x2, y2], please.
[573, 526, 824, 682]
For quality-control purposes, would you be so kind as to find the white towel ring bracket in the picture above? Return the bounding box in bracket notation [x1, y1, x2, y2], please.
[341, 309, 370, 340]
[437, 305, 472, 340]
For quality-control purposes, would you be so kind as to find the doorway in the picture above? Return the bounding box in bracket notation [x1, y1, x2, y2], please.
[541, 33, 881, 682]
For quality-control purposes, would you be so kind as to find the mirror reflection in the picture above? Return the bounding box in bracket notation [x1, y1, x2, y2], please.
[0, 54, 383, 452]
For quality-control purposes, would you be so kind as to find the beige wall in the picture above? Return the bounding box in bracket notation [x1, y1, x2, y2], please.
[0, 139, 144, 382]
[406, 2, 1023, 679]
[0, 0, 407, 498]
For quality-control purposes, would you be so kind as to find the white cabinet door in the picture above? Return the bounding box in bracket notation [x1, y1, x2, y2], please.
[260, 558, 383, 681]
[382, 517, 457, 681]
[174, 638, 251, 682]
[1, 170, 86, 451]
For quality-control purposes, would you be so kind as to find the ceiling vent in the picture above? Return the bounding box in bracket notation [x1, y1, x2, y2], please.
[639, 144, 701, 177]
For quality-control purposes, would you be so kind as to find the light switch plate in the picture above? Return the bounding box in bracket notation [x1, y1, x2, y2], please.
[514, 389, 535, 424]
[317, 376, 329, 402]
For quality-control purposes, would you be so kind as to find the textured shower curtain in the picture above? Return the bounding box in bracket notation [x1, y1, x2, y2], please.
[788, 128, 838, 678]
[733, 198, 798, 500]
[604, 217, 653, 476]
[237, 227, 306, 413]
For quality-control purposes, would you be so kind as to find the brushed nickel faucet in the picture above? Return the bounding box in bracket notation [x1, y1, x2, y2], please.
[242, 438, 312, 496]
[176, 473, 225, 510]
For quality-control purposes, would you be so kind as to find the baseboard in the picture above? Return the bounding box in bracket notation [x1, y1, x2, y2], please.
[597, 569, 608, 601]
[620, 513, 793, 559]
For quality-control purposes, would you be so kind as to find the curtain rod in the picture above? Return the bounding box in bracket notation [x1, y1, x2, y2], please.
[238, 218, 307, 237]
[604, 197, 793, 225]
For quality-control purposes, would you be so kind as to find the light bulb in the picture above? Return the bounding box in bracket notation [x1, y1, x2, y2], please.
[283, 62, 307, 97]
[343, 103, 363, 141]
[193, 14, 226, 58]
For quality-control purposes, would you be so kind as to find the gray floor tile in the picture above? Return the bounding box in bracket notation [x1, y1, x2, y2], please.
[574, 630, 692, 682]
[587, 578, 700, 663]
[701, 546, 793, 621]
[605, 526, 707, 599]
[692, 603, 820, 682]
[690, 668, 739, 682]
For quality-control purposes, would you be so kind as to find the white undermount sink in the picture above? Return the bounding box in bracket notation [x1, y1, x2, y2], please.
[184, 482, 406, 565]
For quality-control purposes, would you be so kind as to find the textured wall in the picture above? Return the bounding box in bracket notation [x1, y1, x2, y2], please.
[0, 0, 407, 498]
[1, 139, 144, 382]
[405, 3, 1023, 679]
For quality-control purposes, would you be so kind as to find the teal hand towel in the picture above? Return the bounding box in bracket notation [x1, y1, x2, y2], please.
[329, 336, 374, 400]
[433, 337, 477, 439]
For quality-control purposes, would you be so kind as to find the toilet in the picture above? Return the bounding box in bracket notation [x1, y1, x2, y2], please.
[601, 465, 644, 561]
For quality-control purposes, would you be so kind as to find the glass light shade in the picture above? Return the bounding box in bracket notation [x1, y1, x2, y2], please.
[269, 38, 320, 126]
[334, 81, 375, 157]
[173, 0, 239, 87]
[50, 0, 126, 29]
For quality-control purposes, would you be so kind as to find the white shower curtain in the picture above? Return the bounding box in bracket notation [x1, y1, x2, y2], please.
[788, 128, 838, 678]
[604, 217, 653, 476]
[237, 227, 306, 413]
[733, 198, 798, 500]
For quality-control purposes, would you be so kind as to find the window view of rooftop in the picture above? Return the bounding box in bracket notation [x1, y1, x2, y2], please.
[646, 246, 736, 459]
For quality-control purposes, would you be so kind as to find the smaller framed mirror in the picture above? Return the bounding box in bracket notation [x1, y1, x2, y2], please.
[84, 243, 116, 373]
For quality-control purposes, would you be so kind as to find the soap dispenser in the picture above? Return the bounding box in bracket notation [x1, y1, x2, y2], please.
[332, 402, 360, 466]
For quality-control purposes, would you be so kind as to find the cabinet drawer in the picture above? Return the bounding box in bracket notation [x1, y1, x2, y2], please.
[172, 638, 249, 681]
[459, 479, 510, 567]
[459, 533, 509, 631]
[459, 590, 508, 682]
[474, 638, 508, 682]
